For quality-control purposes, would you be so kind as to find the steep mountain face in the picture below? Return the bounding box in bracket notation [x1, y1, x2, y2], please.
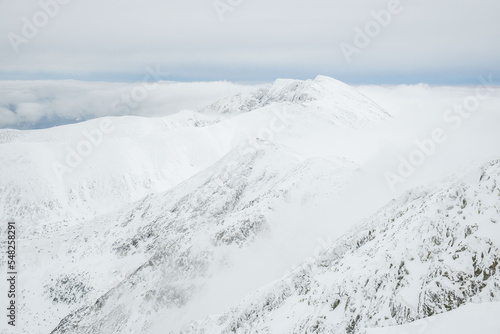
[200, 75, 389, 128]
[182, 159, 500, 334]
[44, 142, 356, 334]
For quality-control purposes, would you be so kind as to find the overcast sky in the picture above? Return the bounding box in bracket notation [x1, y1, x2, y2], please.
[1, 0, 499, 84]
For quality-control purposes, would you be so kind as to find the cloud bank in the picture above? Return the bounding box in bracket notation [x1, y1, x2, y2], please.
[0, 80, 258, 129]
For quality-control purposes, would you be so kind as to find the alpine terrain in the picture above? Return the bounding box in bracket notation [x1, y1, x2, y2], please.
[0, 76, 498, 334]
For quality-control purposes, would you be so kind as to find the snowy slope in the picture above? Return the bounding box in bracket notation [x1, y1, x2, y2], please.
[0, 111, 231, 237]
[0, 76, 389, 239]
[366, 302, 500, 334]
[42, 142, 355, 334]
[182, 158, 500, 334]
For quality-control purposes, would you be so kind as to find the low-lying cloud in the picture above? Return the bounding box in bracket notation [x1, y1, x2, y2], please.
[0, 80, 258, 129]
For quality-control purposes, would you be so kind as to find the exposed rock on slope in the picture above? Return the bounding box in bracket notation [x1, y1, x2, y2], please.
[183, 159, 500, 334]
[47, 142, 355, 334]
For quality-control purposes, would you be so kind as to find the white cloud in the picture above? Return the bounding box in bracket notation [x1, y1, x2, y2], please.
[16, 102, 46, 123]
[0, 80, 259, 128]
[0, 107, 18, 126]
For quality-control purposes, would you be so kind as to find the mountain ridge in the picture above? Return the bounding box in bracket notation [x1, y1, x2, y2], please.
[182, 158, 500, 333]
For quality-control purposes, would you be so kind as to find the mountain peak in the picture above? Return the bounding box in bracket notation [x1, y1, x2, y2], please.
[199, 76, 390, 128]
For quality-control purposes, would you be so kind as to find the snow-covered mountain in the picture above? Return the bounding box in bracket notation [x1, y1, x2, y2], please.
[200, 75, 389, 128]
[182, 158, 500, 333]
[0, 76, 393, 333]
[0, 112, 229, 237]
[44, 142, 354, 334]
[2, 76, 498, 334]
[0, 76, 389, 239]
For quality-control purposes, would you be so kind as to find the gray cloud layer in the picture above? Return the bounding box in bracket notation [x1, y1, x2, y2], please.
[1, 0, 499, 82]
